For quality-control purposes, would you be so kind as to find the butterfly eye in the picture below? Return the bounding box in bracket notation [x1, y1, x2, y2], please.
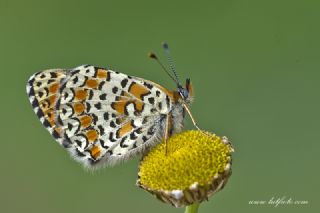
[178, 87, 189, 100]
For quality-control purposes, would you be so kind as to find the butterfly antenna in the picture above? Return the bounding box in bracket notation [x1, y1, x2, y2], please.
[148, 52, 178, 84]
[162, 42, 180, 85]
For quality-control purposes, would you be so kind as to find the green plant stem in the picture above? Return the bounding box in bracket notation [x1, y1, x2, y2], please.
[184, 202, 200, 213]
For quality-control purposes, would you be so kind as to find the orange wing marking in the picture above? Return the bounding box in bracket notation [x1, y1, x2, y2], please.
[75, 89, 87, 100]
[117, 121, 134, 138]
[86, 79, 99, 89]
[129, 82, 150, 100]
[96, 69, 109, 79]
[90, 145, 101, 159]
[86, 129, 98, 142]
[49, 83, 60, 93]
[80, 115, 92, 128]
[73, 102, 85, 114]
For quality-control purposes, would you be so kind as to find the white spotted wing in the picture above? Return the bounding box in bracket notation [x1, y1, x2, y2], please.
[26, 65, 176, 169]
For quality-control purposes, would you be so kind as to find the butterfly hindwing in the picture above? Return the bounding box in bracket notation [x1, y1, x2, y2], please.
[27, 65, 173, 168]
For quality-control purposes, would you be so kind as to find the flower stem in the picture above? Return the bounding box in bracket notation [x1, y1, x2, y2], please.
[184, 202, 200, 213]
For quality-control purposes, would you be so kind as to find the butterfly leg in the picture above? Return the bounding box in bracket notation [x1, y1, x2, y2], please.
[182, 103, 201, 131]
[164, 114, 170, 155]
[182, 103, 212, 137]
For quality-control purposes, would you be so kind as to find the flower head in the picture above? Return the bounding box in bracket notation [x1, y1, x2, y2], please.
[136, 130, 234, 207]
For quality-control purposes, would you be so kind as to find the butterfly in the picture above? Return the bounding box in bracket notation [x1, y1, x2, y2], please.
[26, 43, 197, 169]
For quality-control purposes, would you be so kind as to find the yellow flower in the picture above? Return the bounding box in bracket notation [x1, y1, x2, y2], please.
[136, 130, 234, 208]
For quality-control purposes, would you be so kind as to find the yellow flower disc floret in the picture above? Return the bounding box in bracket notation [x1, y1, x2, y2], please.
[138, 130, 233, 191]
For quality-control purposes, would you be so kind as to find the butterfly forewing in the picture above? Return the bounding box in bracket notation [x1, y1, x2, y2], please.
[27, 65, 173, 168]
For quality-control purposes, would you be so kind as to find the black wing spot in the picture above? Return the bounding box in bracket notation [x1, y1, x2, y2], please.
[166, 95, 170, 108]
[120, 136, 128, 148]
[36, 108, 44, 118]
[47, 79, 56, 84]
[109, 132, 116, 142]
[100, 139, 109, 149]
[110, 121, 116, 128]
[142, 117, 148, 124]
[112, 87, 118, 94]
[148, 97, 155, 104]
[79, 76, 88, 87]
[43, 119, 51, 128]
[52, 130, 60, 139]
[28, 87, 35, 97]
[72, 76, 79, 84]
[130, 132, 137, 140]
[72, 69, 80, 75]
[99, 94, 107, 100]
[98, 81, 105, 90]
[98, 125, 105, 135]
[75, 139, 83, 147]
[89, 90, 94, 100]
[135, 128, 143, 134]
[64, 92, 69, 99]
[106, 150, 113, 156]
[103, 112, 109, 121]
[143, 82, 153, 89]
[92, 113, 98, 124]
[121, 78, 129, 88]
[67, 123, 73, 131]
[142, 136, 148, 142]
[62, 108, 67, 115]
[57, 114, 63, 125]
[32, 99, 39, 108]
[86, 102, 91, 112]
[50, 72, 58, 78]
[131, 120, 137, 128]
[132, 142, 137, 149]
[115, 118, 122, 125]
[38, 91, 44, 98]
[106, 72, 111, 81]
[94, 102, 101, 110]
[47, 79, 55, 84]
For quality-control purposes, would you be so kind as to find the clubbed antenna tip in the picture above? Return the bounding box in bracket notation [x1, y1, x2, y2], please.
[148, 52, 157, 59]
[162, 42, 169, 50]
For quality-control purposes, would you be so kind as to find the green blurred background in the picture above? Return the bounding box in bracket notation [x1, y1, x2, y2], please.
[0, 0, 319, 212]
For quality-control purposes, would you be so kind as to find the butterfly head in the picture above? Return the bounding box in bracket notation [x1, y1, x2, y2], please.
[177, 78, 193, 104]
